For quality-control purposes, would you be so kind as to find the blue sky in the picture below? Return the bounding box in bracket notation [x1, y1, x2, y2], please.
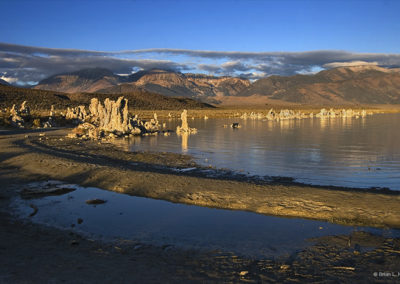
[1, 0, 400, 84]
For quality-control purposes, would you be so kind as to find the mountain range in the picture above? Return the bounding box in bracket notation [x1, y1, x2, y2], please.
[33, 68, 250, 104]
[33, 65, 400, 105]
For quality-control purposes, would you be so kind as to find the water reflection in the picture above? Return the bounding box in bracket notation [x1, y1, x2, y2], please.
[119, 114, 400, 190]
[12, 184, 399, 258]
[180, 132, 189, 152]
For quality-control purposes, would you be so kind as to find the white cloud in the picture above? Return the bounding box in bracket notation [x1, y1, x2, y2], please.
[0, 75, 18, 83]
[323, 61, 379, 68]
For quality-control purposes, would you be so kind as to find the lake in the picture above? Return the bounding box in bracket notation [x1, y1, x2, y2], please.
[122, 113, 400, 190]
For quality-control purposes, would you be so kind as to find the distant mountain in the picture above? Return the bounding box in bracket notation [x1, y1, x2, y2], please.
[0, 79, 10, 86]
[238, 65, 400, 104]
[34, 68, 122, 93]
[34, 68, 251, 103]
[33, 65, 400, 105]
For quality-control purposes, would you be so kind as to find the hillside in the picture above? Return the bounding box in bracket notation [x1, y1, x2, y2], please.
[0, 85, 213, 111]
[34, 68, 250, 102]
[33, 68, 122, 93]
[239, 65, 400, 104]
[0, 79, 10, 86]
[32, 65, 400, 105]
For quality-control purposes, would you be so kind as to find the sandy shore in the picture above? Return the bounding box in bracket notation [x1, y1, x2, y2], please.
[1, 128, 400, 282]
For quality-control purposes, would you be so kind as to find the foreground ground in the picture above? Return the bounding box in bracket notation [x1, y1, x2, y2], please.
[1, 129, 400, 283]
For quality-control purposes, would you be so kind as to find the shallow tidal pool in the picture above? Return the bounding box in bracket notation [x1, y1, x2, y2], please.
[11, 181, 400, 258]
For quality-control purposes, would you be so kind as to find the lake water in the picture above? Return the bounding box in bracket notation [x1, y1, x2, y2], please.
[11, 182, 399, 258]
[122, 113, 400, 190]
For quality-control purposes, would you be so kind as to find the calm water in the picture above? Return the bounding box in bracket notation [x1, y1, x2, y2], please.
[121, 113, 400, 190]
[11, 182, 398, 258]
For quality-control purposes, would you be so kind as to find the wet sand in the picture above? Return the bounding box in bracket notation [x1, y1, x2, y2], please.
[1, 128, 400, 282]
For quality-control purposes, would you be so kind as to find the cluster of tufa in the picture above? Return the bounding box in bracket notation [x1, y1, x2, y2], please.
[9, 102, 28, 128]
[9, 101, 58, 129]
[315, 108, 368, 118]
[68, 97, 165, 139]
[240, 108, 370, 121]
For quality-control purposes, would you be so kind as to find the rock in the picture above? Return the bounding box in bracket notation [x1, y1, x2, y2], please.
[316, 108, 328, 118]
[19, 101, 30, 116]
[361, 109, 367, 117]
[68, 96, 165, 139]
[176, 109, 197, 134]
[66, 105, 87, 123]
[67, 133, 78, 139]
[9, 104, 25, 128]
[86, 199, 106, 205]
[266, 108, 276, 120]
[29, 204, 38, 217]
[231, 123, 240, 128]
[143, 113, 160, 132]
[43, 105, 57, 128]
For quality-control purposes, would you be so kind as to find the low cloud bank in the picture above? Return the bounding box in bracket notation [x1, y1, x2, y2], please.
[1, 42, 400, 85]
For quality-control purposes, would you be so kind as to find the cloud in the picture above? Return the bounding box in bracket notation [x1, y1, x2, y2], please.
[1, 42, 400, 84]
[0, 75, 18, 83]
[323, 60, 379, 68]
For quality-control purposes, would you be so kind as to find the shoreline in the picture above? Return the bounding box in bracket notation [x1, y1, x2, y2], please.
[127, 105, 400, 119]
[1, 128, 399, 229]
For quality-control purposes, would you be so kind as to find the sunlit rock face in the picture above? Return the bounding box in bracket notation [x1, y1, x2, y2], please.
[67, 96, 162, 139]
[93, 97, 130, 133]
[19, 101, 30, 116]
[66, 105, 88, 123]
[10, 104, 25, 128]
[176, 109, 197, 135]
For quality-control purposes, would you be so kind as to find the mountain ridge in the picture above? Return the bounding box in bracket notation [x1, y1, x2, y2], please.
[32, 65, 400, 105]
[33, 68, 251, 102]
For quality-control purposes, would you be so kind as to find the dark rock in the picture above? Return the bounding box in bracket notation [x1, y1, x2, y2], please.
[85, 199, 106, 205]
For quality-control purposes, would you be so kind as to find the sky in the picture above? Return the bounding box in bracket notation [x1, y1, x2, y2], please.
[1, 0, 400, 85]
